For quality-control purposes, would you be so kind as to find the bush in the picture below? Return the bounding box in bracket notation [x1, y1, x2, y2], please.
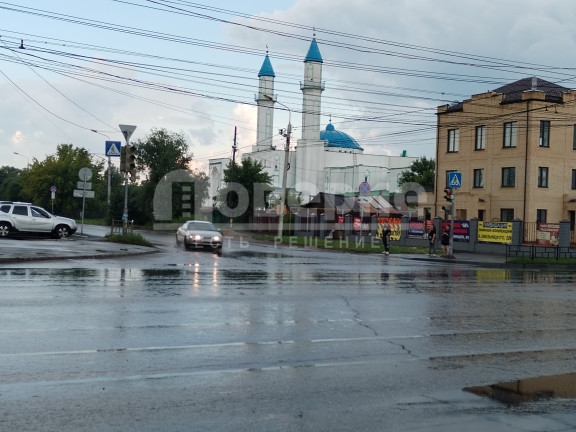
[105, 232, 153, 247]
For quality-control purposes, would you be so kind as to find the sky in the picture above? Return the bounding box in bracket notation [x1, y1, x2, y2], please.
[2, 0, 576, 172]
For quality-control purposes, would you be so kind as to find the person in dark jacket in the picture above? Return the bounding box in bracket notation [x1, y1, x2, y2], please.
[428, 226, 437, 256]
[382, 224, 392, 255]
[441, 228, 450, 256]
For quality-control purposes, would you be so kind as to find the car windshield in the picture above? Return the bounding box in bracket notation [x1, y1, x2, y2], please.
[186, 221, 215, 231]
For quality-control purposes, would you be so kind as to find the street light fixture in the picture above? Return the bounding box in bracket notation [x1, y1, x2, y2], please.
[13, 151, 30, 167]
[264, 94, 291, 239]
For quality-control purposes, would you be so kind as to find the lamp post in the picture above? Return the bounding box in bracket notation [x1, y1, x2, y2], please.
[264, 94, 291, 239]
[13, 152, 30, 168]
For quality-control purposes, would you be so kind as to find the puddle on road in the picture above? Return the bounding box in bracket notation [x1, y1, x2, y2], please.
[464, 372, 576, 405]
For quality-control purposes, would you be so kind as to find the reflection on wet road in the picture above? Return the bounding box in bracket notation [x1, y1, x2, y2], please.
[1, 239, 576, 431]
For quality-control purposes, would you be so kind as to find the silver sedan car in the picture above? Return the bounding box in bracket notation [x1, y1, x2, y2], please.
[175, 220, 223, 254]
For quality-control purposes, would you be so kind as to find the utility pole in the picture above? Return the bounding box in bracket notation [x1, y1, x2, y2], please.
[278, 121, 291, 238]
[229, 127, 237, 228]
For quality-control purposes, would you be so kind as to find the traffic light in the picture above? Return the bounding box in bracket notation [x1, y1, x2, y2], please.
[126, 145, 138, 182]
[441, 204, 452, 212]
[443, 188, 453, 202]
[120, 145, 127, 172]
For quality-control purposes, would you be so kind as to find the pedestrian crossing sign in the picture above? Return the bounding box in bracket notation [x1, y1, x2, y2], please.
[448, 172, 462, 188]
[105, 141, 122, 157]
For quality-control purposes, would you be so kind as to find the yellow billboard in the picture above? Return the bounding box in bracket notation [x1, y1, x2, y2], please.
[478, 221, 512, 244]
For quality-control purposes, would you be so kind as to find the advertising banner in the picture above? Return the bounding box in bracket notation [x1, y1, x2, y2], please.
[441, 220, 470, 241]
[536, 223, 559, 246]
[478, 221, 512, 244]
[377, 217, 401, 241]
[408, 220, 425, 238]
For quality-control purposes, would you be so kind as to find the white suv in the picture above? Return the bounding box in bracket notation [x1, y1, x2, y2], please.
[0, 202, 77, 238]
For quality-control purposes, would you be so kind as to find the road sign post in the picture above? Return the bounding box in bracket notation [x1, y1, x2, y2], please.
[119, 124, 137, 234]
[446, 172, 462, 258]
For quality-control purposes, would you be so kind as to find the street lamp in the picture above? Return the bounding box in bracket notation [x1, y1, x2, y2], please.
[13, 152, 30, 167]
[264, 94, 291, 239]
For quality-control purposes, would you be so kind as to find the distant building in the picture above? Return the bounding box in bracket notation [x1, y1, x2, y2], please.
[436, 77, 576, 226]
[209, 38, 416, 210]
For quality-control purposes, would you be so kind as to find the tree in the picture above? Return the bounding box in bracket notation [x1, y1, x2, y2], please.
[133, 128, 209, 223]
[398, 156, 435, 191]
[0, 166, 22, 201]
[19, 144, 106, 218]
[218, 158, 272, 223]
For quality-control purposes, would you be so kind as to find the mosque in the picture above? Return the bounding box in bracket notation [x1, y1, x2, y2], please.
[208, 37, 417, 208]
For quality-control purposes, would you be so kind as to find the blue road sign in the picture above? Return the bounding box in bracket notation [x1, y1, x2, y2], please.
[359, 181, 371, 196]
[448, 172, 462, 188]
[105, 141, 122, 157]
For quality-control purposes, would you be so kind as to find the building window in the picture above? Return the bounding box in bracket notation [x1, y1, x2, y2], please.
[473, 168, 484, 188]
[447, 129, 459, 152]
[572, 170, 576, 189]
[501, 208, 514, 222]
[475, 125, 486, 150]
[478, 209, 485, 221]
[503, 121, 517, 148]
[536, 209, 547, 223]
[502, 167, 516, 187]
[538, 167, 548, 187]
[539, 121, 550, 147]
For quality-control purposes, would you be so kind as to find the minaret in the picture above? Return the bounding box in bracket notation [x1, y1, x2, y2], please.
[253, 53, 276, 152]
[295, 37, 326, 200]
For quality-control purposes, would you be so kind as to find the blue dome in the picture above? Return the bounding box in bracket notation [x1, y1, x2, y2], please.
[320, 123, 363, 151]
[258, 55, 275, 77]
[304, 38, 323, 63]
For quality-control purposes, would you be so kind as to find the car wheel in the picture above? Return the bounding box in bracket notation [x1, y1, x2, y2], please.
[54, 225, 70, 239]
[183, 239, 190, 250]
[0, 222, 11, 238]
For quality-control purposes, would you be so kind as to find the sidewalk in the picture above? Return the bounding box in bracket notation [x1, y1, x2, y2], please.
[0, 236, 157, 264]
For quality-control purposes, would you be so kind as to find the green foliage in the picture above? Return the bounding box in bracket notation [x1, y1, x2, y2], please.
[398, 156, 435, 191]
[18, 144, 106, 219]
[105, 232, 153, 246]
[134, 128, 192, 185]
[133, 128, 209, 224]
[218, 158, 273, 223]
[0, 166, 22, 200]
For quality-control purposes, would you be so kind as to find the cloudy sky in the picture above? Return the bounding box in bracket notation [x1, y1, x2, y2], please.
[2, 0, 576, 171]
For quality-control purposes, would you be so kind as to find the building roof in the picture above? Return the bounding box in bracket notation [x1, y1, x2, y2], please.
[258, 55, 275, 77]
[493, 77, 570, 104]
[304, 38, 323, 63]
[320, 123, 364, 151]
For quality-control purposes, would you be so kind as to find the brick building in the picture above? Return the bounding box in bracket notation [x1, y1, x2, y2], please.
[435, 77, 576, 227]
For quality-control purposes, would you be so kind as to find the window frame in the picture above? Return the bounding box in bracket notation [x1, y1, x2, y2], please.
[475, 125, 486, 150]
[503, 121, 517, 148]
[473, 168, 484, 188]
[447, 128, 459, 153]
[572, 169, 576, 190]
[539, 120, 550, 148]
[536, 209, 547, 223]
[501, 167, 516, 187]
[538, 167, 549, 188]
[500, 208, 515, 222]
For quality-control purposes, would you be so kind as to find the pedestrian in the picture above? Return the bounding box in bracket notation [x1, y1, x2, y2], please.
[382, 223, 392, 255]
[427, 225, 437, 256]
[441, 228, 450, 256]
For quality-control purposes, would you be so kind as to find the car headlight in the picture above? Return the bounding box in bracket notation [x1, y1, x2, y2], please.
[191, 234, 203, 241]
[212, 235, 222, 242]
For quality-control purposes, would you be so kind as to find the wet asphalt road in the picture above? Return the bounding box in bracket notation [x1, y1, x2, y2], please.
[1, 230, 575, 431]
